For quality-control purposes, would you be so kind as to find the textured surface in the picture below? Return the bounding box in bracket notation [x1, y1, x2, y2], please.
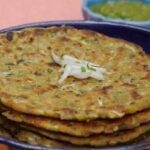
[0, 115, 71, 148]
[0, 113, 71, 149]
[0, 128, 11, 139]
[15, 130, 71, 148]
[3, 109, 150, 136]
[0, 26, 150, 120]
[21, 123, 150, 147]
[0, 1, 82, 148]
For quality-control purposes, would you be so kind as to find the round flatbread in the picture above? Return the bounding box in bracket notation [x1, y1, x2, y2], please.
[0, 26, 149, 120]
[20, 123, 150, 147]
[3, 109, 150, 136]
[15, 129, 71, 148]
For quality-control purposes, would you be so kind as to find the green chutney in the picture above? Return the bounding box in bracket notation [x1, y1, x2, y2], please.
[90, 1, 150, 21]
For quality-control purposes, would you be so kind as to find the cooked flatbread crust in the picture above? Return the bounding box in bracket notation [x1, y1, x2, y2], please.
[20, 123, 150, 147]
[15, 129, 71, 148]
[0, 127, 12, 138]
[0, 114, 71, 148]
[0, 26, 149, 120]
[3, 109, 150, 136]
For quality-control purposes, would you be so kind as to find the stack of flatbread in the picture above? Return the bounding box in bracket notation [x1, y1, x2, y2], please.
[0, 26, 149, 148]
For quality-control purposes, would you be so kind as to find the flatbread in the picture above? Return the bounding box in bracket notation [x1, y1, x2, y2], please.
[15, 129, 71, 148]
[0, 114, 72, 148]
[3, 109, 150, 136]
[0, 127, 12, 138]
[0, 26, 149, 120]
[20, 123, 150, 147]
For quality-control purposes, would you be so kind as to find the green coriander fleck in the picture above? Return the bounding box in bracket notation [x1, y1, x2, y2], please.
[64, 64, 67, 68]
[81, 66, 86, 72]
[75, 61, 80, 63]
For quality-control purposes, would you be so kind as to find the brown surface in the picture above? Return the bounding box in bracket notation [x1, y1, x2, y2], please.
[1, 0, 81, 149]
[21, 123, 150, 147]
[0, 26, 149, 121]
[3, 109, 150, 136]
[15, 130, 72, 148]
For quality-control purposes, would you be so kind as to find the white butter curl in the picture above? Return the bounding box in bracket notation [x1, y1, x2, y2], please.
[51, 51, 108, 83]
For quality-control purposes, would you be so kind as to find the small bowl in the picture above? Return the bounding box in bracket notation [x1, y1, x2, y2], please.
[82, 0, 150, 28]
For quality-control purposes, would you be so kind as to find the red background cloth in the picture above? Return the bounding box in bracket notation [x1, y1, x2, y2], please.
[0, 0, 83, 29]
[0, 0, 83, 149]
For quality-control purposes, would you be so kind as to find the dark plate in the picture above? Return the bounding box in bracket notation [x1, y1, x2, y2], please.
[0, 21, 150, 150]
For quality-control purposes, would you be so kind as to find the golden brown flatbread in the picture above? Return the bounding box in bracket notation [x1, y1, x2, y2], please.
[0, 114, 72, 148]
[3, 109, 150, 136]
[0, 127, 12, 138]
[15, 129, 72, 148]
[0, 26, 149, 120]
[20, 123, 150, 147]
